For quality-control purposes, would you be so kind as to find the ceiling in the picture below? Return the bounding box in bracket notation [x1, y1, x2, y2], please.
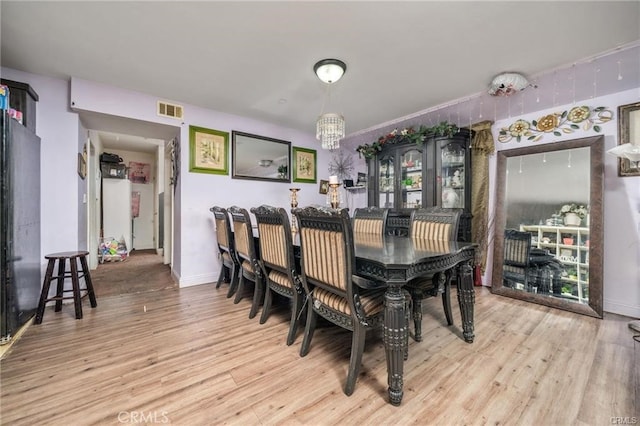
[1, 1, 639, 149]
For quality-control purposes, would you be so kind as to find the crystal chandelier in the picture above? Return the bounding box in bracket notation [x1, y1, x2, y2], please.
[316, 113, 345, 150]
[314, 59, 346, 150]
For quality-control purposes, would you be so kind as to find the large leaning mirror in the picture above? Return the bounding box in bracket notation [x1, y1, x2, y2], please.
[492, 135, 604, 318]
[231, 131, 291, 182]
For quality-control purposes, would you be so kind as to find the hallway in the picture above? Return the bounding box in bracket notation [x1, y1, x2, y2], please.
[91, 249, 177, 298]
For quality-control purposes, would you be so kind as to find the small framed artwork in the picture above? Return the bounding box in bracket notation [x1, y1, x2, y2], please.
[292, 146, 317, 183]
[319, 179, 329, 194]
[189, 125, 229, 175]
[77, 153, 86, 179]
[617, 101, 640, 177]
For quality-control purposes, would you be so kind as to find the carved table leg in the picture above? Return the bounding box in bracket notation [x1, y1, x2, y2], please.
[456, 260, 475, 343]
[384, 285, 407, 406]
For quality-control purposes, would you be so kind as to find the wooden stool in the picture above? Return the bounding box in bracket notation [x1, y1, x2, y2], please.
[34, 251, 97, 324]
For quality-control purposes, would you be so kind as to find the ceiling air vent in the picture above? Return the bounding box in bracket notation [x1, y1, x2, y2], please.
[157, 101, 183, 120]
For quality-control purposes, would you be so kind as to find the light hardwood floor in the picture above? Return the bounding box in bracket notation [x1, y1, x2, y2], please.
[1, 284, 637, 425]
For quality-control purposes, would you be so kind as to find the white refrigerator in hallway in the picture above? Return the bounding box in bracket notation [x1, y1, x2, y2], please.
[102, 178, 132, 253]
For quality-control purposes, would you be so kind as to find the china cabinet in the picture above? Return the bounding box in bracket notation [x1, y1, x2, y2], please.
[367, 128, 473, 240]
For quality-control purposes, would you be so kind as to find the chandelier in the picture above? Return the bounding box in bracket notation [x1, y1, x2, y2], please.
[314, 59, 346, 150]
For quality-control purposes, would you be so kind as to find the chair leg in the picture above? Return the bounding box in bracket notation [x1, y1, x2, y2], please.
[300, 307, 317, 357]
[286, 293, 303, 346]
[442, 283, 454, 326]
[412, 291, 424, 342]
[34, 259, 56, 324]
[227, 265, 239, 298]
[249, 277, 264, 319]
[345, 324, 367, 396]
[260, 285, 272, 325]
[216, 264, 227, 289]
[234, 273, 246, 304]
[54, 258, 66, 312]
[79, 255, 97, 308]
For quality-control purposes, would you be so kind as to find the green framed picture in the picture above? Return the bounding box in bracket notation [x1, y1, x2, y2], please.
[292, 146, 317, 183]
[189, 125, 229, 175]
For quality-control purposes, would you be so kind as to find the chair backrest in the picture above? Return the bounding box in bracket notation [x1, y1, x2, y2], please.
[409, 207, 461, 241]
[503, 229, 532, 268]
[228, 206, 258, 264]
[250, 205, 295, 275]
[353, 207, 388, 235]
[294, 206, 355, 307]
[210, 206, 234, 256]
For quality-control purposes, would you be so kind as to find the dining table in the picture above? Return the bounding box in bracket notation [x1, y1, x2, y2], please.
[352, 233, 477, 406]
[251, 224, 476, 406]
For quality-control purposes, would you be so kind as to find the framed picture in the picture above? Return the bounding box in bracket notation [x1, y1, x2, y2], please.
[292, 146, 317, 183]
[189, 125, 229, 175]
[617, 101, 640, 177]
[319, 179, 329, 194]
[128, 161, 151, 184]
[77, 153, 86, 179]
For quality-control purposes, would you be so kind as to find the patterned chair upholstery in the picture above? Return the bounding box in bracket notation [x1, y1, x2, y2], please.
[503, 229, 535, 290]
[229, 206, 264, 319]
[406, 207, 461, 342]
[210, 206, 240, 298]
[294, 206, 385, 396]
[251, 205, 304, 345]
[352, 207, 388, 235]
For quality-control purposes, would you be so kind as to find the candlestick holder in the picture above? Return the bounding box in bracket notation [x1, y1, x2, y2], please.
[290, 188, 300, 233]
[329, 183, 341, 209]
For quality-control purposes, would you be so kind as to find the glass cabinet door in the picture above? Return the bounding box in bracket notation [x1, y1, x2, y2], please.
[400, 148, 423, 208]
[439, 141, 466, 209]
[378, 155, 394, 208]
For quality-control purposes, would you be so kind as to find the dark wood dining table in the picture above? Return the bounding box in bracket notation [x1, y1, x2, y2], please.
[252, 226, 476, 406]
[352, 233, 477, 406]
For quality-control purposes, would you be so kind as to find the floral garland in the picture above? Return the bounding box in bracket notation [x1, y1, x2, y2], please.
[497, 105, 613, 143]
[356, 121, 459, 159]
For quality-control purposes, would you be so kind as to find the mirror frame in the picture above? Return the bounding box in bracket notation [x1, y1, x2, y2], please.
[231, 131, 291, 182]
[617, 101, 640, 176]
[491, 135, 604, 318]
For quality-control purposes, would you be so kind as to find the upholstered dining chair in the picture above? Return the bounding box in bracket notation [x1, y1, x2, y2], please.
[294, 206, 385, 396]
[352, 206, 388, 235]
[502, 229, 535, 290]
[229, 206, 263, 319]
[251, 205, 304, 345]
[210, 206, 239, 298]
[406, 207, 461, 342]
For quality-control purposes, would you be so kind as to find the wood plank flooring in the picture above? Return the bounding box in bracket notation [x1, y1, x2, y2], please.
[1, 283, 637, 425]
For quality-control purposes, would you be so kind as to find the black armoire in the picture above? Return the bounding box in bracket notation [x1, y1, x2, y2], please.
[0, 110, 41, 342]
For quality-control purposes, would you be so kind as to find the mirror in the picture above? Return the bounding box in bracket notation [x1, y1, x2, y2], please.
[617, 101, 640, 176]
[492, 136, 603, 318]
[231, 131, 291, 182]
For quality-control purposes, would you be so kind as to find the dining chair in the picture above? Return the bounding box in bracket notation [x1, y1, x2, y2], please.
[352, 206, 388, 235]
[210, 206, 240, 298]
[503, 229, 537, 291]
[228, 206, 264, 319]
[251, 205, 304, 345]
[294, 206, 385, 396]
[406, 207, 461, 342]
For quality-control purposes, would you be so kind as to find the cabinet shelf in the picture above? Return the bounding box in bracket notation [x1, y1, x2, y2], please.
[520, 224, 590, 303]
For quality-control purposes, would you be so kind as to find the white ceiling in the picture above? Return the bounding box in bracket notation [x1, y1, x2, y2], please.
[1, 1, 639, 149]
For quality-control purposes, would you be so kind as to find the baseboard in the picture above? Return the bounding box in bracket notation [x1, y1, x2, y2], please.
[177, 272, 218, 288]
[604, 298, 640, 319]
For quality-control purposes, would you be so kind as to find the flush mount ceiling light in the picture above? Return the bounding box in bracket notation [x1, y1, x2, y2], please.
[257, 159, 273, 167]
[314, 59, 347, 84]
[488, 72, 535, 96]
[314, 59, 347, 150]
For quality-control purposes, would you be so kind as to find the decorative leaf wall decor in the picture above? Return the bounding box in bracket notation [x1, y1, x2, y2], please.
[498, 106, 613, 143]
